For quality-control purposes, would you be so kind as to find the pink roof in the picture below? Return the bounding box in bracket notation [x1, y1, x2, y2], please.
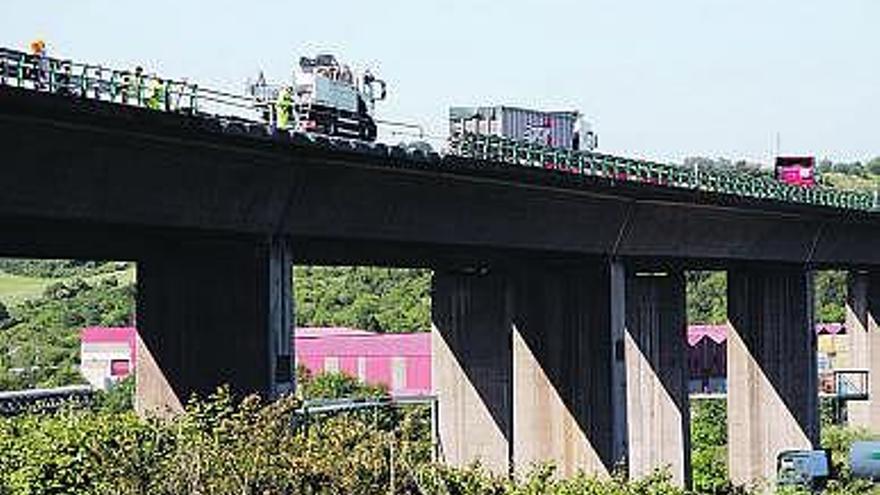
[688, 324, 728, 346]
[81, 326, 136, 343]
[295, 327, 376, 338]
[817, 322, 845, 335]
[296, 330, 430, 357]
[687, 322, 845, 346]
[81, 326, 137, 365]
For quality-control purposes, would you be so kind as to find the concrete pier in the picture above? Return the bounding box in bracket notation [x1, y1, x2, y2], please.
[432, 269, 512, 473]
[846, 271, 880, 431]
[624, 269, 689, 486]
[511, 262, 626, 477]
[727, 265, 818, 485]
[135, 236, 293, 416]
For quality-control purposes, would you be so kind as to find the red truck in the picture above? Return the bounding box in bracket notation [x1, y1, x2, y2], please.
[776, 156, 816, 187]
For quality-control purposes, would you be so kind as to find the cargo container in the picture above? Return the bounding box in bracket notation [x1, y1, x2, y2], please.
[449, 106, 597, 151]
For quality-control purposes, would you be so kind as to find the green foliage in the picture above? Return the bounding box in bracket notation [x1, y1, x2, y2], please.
[0, 259, 126, 279]
[294, 266, 431, 332]
[822, 424, 879, 480]
[0, 277, 134, 390]
[691, 398, 730, 493]
[0, 389, 699, 495]
[296, 365, 387, 400]
[0, 300, 10, 328]
[687, 271, 727, 325]
[1, 387, 878, 494]
[816, 271, 847, 323]
[94, 375, 135, 413]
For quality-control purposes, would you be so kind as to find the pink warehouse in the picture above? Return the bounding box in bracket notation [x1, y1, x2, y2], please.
[80, 324, 845, 395]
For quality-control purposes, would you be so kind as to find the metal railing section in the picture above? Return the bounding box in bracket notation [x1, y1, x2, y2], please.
[449, 132, 879, 211]
[0, 385, 95, 416]
[0, 47, 253, 119]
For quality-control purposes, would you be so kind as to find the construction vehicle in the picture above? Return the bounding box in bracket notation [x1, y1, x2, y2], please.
[249, 53, 386, 141]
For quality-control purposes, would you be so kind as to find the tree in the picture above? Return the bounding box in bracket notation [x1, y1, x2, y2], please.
[868, 157, 880, 176]
[686, 271, 727, 325]
[0, 301, 9, 328]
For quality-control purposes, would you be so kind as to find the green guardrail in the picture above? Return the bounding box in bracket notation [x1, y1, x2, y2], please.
[0, 47, 251, 117]
[449, 132, 879, 212]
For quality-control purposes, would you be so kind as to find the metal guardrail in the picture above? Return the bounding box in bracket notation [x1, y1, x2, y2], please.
[2, 46, 878, 212]
[0, 385, 95, 416]
[0, 47, 253, 119]
[295, 394, 441, 461]
[450, 132, 880, 212]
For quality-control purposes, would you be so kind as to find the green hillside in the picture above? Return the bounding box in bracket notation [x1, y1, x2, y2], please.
[0, 266, 135, 308]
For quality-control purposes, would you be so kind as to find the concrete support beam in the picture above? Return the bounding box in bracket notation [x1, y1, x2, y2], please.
[432, 269, 512, 474]
[727, 265, 818, 485]
[511, 262, 626, 477]
[136, 236, 293, 416]
[624, 269, 689, 486]
[846, 271, 880, 432]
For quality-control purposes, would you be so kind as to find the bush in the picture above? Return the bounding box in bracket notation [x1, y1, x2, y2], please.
[0, 387, 729, 495]
[691, 398, 729, 493]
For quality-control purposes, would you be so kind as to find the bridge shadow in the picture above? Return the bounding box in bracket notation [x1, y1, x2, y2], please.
[136, 238, 273, 416]
[624, 269, 690, 485]
[509, 261, 621, 474]
[431, 268, 513, 472]
[726, 264, 819, 482]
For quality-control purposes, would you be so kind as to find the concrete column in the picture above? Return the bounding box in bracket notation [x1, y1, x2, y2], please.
[511, 262, 626, 477]
[846, 271, 880, 432]
[136, 236, 294, 416]
[727, 265, 818, 485]
[432, 269, 512, 474]
[624, 269, 689, 486]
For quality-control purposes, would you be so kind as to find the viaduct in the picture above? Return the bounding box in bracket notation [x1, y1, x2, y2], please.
[2, 86, 879, 485]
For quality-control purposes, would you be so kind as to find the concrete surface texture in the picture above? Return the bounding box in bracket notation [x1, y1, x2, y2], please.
[624, 269, 690, 486]
[511, 262, 624, 478]
[726, 265, 818, 485]
[431, 269, 512, 474]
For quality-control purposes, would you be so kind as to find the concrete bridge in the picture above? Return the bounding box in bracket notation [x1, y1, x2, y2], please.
[2, 86, 880, 485]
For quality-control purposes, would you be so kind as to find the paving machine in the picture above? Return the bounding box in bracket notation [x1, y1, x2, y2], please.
[250, 53, 386, 141]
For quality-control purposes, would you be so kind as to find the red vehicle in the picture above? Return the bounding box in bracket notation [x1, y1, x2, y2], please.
[776, 156, 816, 187]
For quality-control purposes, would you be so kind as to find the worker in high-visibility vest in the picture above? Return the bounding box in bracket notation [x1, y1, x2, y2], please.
[145, 78, 166, 110]
[276, 85, 293, 129]
[29, 39, 49, 90]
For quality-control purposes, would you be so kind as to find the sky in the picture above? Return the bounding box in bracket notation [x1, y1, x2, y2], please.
[1, 0, 877, 164]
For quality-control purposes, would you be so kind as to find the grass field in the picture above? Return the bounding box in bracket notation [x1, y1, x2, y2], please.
[0, 266, 136, 307]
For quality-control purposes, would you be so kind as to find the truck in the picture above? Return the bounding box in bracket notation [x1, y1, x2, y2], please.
[776, 156, 816, 187]
[449, 105, 598, 151]
[250, 53, 387, 141]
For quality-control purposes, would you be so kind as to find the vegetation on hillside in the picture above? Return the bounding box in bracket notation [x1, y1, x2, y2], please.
[294, 266, 431, 333]
[0, 261, 134, 390]
[817, 158, 880, 191]
[686, 270, 845, 325]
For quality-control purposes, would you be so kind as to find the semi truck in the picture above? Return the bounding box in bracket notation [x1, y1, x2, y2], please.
[449, 105, 598, 151]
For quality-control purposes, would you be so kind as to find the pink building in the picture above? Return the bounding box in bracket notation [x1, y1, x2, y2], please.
[78, 326, 432, 396]
[295, 327, 431, 396]
[80, 326, 137, 390]
[80, 324, 843, 396]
